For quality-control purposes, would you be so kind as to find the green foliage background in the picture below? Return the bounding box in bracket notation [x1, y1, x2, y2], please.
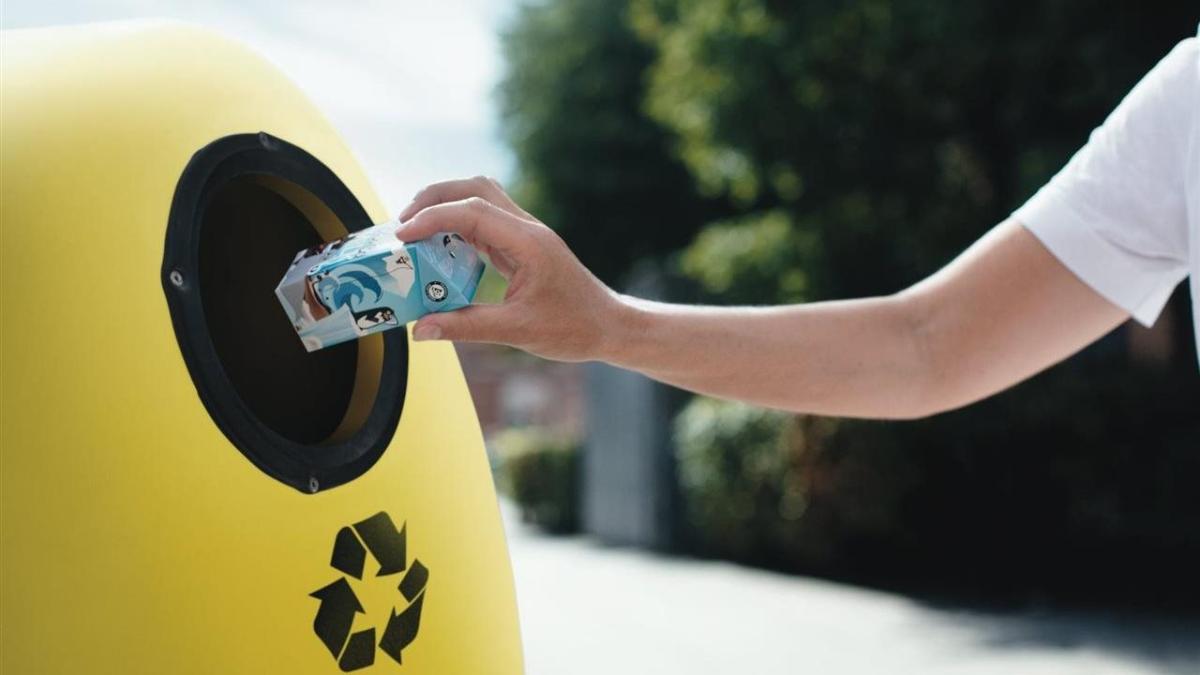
[500, 0, 1200, 602]
[635, 0, 1196, 302]
[498, 0, 724, 286]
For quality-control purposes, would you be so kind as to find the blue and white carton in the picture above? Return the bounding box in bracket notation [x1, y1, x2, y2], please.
[275, 220, 484, 351]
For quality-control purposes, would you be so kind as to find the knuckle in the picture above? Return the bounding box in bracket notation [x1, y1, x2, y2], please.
[464, 196, 490, 212]
[530, 224, 561, 247]
[414, 204, 439, 223]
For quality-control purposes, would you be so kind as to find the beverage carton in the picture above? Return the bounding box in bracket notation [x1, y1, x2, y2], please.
[276, 220, 484, 351]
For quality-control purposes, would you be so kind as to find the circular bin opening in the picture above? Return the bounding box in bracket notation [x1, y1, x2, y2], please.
[163, 133, 408, 493]
[200, 179, 356, 444]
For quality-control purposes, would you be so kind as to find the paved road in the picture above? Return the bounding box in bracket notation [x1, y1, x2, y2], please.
[502, 503, 1200, 675]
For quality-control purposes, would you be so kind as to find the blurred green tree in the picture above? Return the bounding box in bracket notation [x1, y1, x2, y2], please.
[633, 0, 1197, 302]
[633, 1, 1200, 600]
[498, 0, 725, 286]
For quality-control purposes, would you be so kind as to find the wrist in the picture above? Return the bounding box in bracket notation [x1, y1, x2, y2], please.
[593, 291, 647, 365]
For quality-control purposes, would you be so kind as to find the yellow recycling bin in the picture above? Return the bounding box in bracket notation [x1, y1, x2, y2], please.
[0, 20, 522, 674]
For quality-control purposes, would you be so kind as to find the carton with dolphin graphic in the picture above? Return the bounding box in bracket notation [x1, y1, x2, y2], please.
[275, 219, 485, 351]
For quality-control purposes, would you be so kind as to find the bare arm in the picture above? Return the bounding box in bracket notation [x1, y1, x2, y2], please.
[605, 220, 1126, 418]
[395, 177, 1128, 419]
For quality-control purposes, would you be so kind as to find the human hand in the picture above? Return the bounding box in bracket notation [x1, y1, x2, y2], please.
[395, 177, 626, 362]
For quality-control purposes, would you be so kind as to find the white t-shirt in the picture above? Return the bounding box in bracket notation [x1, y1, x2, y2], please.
[1013, 34, 1199, 360]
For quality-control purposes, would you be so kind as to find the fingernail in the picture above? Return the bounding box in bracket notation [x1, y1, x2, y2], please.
[413, 323, 441, 341]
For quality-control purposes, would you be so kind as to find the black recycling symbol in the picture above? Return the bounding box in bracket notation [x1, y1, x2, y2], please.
[310, 512, 430, 671]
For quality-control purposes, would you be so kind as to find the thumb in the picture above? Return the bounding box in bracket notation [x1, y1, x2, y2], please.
[411, 304, 515, 345]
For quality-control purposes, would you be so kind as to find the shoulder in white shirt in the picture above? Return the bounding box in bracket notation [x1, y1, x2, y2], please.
[1013, 35, 1199, 361]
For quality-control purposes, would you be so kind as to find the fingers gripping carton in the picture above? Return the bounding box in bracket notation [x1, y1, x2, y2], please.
[275, 220, 484, 351]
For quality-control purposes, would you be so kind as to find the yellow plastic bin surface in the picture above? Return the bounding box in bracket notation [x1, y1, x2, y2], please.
[0, 20, 522, 674]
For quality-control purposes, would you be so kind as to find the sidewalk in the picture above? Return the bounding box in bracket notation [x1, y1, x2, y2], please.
[502, 502, 1200, 675]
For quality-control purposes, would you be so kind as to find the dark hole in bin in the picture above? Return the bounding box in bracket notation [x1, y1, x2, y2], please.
[198, 179, 356, 444]
[163, 133, 406, 492]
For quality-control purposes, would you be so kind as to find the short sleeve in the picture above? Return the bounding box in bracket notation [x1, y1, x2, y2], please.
[1013, 38, 1196, 326]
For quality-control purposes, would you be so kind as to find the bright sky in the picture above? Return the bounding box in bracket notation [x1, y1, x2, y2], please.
[2, 0, 517, 214]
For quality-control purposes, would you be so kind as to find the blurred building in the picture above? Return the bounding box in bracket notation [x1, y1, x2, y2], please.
[456, 343, 586, 440]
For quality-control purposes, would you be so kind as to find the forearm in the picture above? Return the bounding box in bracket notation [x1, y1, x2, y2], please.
[597, 221, 1129, 419]
[602, 293, 932, 419]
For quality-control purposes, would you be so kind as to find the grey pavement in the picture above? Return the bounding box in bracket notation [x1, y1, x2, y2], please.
[502, 502, 1200, 675]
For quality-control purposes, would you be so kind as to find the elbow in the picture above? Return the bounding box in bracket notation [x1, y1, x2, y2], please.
[889, 289, 965, 420]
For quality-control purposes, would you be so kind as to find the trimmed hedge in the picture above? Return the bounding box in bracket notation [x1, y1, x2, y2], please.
[494, 427, 581, 534]
[674, 362, 1200, 604]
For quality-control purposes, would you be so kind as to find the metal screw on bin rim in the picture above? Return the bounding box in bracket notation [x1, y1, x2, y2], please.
[169, 269, 185, 288]
[308, 476, 320, 493]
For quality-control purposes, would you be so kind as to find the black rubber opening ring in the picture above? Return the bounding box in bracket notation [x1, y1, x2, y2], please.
[161, 132, 408, 493]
